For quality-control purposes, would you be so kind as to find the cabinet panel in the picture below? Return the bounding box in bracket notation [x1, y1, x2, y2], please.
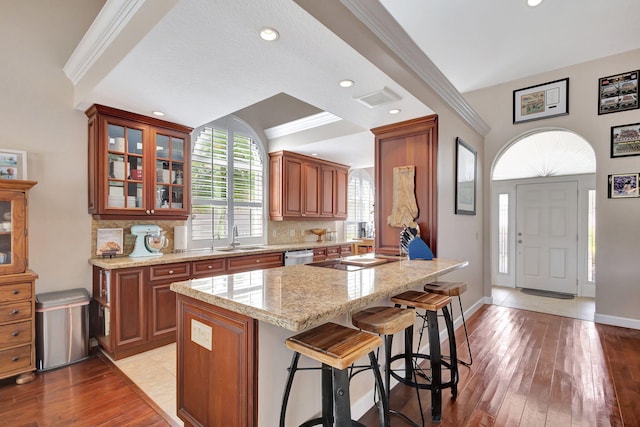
[192, 258, 226, 278]
[326, 246, 340, 259]
[372, 116, 438, 256]
[113, 268, 145, 348]
[0, 321, 31, 347]
[283, 156, 303, 217]
[338, 244, 353, 258]
[148, 283, 176, 341]
[176, 295, 257, 427]
[86, 104, 192, 220]
[0, 344, 32, 374]
[335, 167, 348, 219]
[0, 282, 32, 302]
[303, 162, 320, 217]
[227, 253, 283, 273]
[0, 301, 31, 323]
[313, 248, 327, 261]
[320, 167, 335, 217]
[148, 262, 191, 282]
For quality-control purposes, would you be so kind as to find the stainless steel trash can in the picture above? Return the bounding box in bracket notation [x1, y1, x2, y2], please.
[35, 288, 90, 371]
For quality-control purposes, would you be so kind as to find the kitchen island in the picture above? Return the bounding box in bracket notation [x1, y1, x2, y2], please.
[170, 257, 468, 426]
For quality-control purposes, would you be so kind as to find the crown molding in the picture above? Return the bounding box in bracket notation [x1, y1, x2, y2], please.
[341, 0, 490, 136]
[63, 0, 146, 85]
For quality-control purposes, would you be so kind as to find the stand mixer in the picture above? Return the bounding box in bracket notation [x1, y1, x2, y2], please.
[129, 224, 168, 258]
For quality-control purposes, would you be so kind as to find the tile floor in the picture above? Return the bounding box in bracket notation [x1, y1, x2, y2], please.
[111, 286, 595, 425]
[112, 343, 182, 426]
[491, 285, 595, 321]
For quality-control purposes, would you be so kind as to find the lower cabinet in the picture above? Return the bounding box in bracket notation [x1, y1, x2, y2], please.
[176, 294, 257, 427]
[0, 272, 37, 383]
[92, 251, 282, 360]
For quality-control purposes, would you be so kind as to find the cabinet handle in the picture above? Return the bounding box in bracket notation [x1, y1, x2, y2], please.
[12, 356, 19, 362]
[12, 290, 19, 295]
[146, 210, 150, 214]
[256, 260, 260, 263]
[207, 265, 213, 269]
[151, 209, 155, 214]
[11, 309, 19, 315]
[12, 331, 19, 337]
[168, 270, 174, 274]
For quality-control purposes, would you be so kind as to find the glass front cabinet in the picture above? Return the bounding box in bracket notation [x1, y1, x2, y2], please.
[86, 105, 193, 219]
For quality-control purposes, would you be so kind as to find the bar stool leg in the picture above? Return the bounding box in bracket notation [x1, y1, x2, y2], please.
[443, 305, 459, 399]
[368, 351, 388, 427]
[280, 352, 301, 427]
[457, 296, 473, 366]
[332, 366, 352, 427]
[426, 310, 442, 422]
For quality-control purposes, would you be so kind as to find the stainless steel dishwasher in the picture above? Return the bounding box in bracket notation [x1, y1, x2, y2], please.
[284, 249, 314, 265]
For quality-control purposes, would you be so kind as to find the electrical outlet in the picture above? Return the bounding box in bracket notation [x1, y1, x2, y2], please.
[191, 319, 212, 351]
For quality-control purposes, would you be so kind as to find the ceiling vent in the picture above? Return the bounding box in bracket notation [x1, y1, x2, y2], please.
[354, 87, 400, 109]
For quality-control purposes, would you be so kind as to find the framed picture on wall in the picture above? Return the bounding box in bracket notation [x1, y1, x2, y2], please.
[611, 122, 640, 158]
[455, 137, 477, 215]
[513, 78, 569, 124]
[598, 70, 639, 115]
[0, 149, 27, 180]
[608, 173, 640, 198]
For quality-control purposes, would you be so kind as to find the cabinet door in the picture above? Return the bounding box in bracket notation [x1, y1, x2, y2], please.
[0, 190, 27, 275]
[283, 157, 304, 217]
[335, 167, 348, 219]
[101, 116, 147, 215]
[113, 268, 146, 348]
[303, 162, 320, 217]
[151, 129, 189, 216]
[320, 166, 335, 217]
[177, 295, 257, 427]
[148, 282, 176, 342]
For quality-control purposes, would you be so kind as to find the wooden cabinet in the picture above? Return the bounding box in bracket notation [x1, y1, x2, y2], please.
[312, 247, 327, 261]
[86, 104, 193, 220]
[338, 244, 353, 257]
[176, 294, 257, 427]
[226, 252, 283, 273]
[93, 252, 282, 359]
[0, 180, 37, 384]
[269, 151, 349, 220]
[372, 116, 438, 256]
[326, 245, 341, 259]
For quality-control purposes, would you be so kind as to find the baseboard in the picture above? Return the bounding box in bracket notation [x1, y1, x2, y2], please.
[594, 313, 640, 330]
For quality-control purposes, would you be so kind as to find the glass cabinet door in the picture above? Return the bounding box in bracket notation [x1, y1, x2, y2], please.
[106, 123, 145, 211]
[0, 191, 26, 275]
[154, 133, 185, 211]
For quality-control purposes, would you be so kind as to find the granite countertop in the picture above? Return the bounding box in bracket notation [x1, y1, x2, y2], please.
[88, 241, 354, 269]
[170, 257, 468, 331]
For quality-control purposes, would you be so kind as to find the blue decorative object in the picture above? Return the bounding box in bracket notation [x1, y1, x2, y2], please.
[408, 238, 434, 260]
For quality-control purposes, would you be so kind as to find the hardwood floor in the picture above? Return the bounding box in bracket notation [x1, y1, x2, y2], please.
[0, 352, 174, 426]
[0, 304, 637, 426]
[359, 304, 639, 426]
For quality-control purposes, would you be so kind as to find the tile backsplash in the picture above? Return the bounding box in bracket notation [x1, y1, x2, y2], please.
[267, 220, 344, 244]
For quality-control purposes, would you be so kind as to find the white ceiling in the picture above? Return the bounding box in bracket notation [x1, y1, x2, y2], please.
[66, 0, 640, 169]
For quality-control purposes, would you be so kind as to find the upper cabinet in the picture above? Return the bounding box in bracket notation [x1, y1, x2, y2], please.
[0, 180, 36, 275]
[86, 105, 193, 220]
[269, 151, 349, 221]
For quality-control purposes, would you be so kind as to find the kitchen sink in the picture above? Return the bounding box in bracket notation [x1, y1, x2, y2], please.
[307, 256, 398, 271]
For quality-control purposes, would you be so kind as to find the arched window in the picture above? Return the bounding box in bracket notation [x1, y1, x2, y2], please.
[346, 169, 375, 240]
[190, 116, 265, 249]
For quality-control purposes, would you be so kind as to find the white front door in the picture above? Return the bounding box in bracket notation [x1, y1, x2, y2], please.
[516, 181, 578, 294]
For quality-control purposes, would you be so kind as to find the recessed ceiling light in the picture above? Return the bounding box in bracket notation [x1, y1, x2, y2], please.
[527, 0, 543, 6]
[388, 109, 401, 115]
[152, 111, 165, 117]
[339, 79, 354, 88]
[259, 27, 279, 41]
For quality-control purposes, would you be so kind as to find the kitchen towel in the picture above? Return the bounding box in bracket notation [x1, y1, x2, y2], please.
[174, 225, 188, 252]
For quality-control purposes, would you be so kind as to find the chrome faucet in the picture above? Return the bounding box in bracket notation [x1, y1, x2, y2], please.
[230, 225, 240, 248]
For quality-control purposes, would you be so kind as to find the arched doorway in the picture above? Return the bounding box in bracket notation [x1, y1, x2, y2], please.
[490, 129, 596, 319]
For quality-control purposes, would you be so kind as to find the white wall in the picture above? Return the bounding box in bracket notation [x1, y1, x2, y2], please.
[0, 0, 105, 293]
[465, 49, 640, 327]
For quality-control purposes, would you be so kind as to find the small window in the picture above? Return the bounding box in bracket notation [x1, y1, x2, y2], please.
[498, 193, 509, 274]
[346, 169, 375, 240]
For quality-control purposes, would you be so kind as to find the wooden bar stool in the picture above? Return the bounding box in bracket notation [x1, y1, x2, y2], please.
[423, 281, 473, 366]
[279, 322, 387, 427]
[390, 290, 459, 423]
[352, 306, 418, 427]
